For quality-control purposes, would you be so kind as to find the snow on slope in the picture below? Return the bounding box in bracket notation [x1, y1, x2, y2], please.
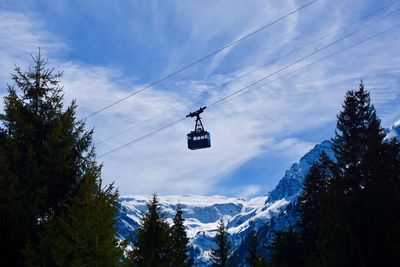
[385, 119, 400, 140]
[267, 140, 334, 202]
[120, 195, 249, 239]
[118, 119, 399, 266]
[118, 194, 270, 264]
[117, 141, 333, 265]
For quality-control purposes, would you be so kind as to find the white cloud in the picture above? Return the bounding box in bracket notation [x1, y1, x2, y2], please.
[0, 2, 399, 197]
[0, 11, 66, 85]
[228, 185, 264, 200]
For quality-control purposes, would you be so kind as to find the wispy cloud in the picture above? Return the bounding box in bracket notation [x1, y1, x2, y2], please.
[0, 11, 66, 87]
[0, 1, 399, 198]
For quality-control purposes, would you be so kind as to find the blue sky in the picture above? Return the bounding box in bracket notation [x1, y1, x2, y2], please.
[0, 0, 399, 198]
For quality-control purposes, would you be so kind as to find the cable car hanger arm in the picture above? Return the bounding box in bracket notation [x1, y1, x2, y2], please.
[186, 106, 206, 118]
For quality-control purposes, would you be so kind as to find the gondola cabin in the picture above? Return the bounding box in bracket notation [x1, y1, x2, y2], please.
[187, 131, 211, 150]
[186, 106, 211, 150]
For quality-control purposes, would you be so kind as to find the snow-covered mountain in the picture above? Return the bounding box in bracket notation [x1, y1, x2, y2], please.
[118, 195, 270, 264]
[117, 141, 334, 266]
[385, 119, 400, 140]
[267, 140, 334, 203]
[117, 121, 399, 266]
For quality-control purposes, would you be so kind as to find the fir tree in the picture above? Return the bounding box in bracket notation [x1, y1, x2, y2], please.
[247, 231, 268, 267]
[269, 229, 303, 267]
[130, 193, 171, 267]
[297, 152, 333, 265]
[170, 204, 192, 267]
[332, 81, 385, 193]
[36, 164, 125, 266]
[319, 81, 400, 266]
[360, 132, 400, 266]
[210, 218, 231, 267]
[0, 52, 94, 266]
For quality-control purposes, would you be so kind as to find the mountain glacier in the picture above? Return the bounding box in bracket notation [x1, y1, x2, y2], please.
[117, 121, 399, 266]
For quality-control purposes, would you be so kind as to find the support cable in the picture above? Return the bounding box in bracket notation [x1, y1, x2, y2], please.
[85, 0, 319, 119]
[97, 20, 400, 158]
[96, 2, 398, 145]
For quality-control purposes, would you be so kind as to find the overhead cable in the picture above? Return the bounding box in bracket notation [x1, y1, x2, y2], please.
[228, 1, 398, 84]
[207, 7, 400, 109]
[211, 23, 400, 109]
[97, 2, 395, 145]
[97, 16, 400, 158]
[85, 0, 319, 119]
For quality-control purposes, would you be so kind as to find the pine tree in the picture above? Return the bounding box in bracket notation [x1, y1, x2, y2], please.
[332, 81, 388, 196]
[297, 152, 333, 265]
[130, 193, 171, 267]
[269, 229, 303, 267]
[210, 218, 231, 267]
[360, 132, 400, 266]
[0, 52, 95, 266]
[247, 231, 268, 267]
[319, 81, 400, 266]
[36, 164, 125, 267]
[170, 204, 193, 267]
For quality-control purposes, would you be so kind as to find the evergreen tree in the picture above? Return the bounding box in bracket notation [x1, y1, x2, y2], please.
[130, 193, 171, 267]
[0, 53, 94, 266]
[332, 81, 385, 194]
[319, 81, 400, 266]
[269, 229, 303, 267]
[210, 218, 231, 267]
[297, 152, 333, 265]
[170, 204, 192, 267]
[36, 164, 125, 266]
[247, 231, 268, 267]
[360, 133, 400, 266]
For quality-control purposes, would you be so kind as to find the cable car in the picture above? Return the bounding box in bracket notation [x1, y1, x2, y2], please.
[186, 107, 211, 150]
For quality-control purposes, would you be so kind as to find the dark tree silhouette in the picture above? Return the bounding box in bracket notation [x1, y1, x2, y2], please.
[170, 204, 193, 267]
[247, 231, 268, 267]
[269, 229, 303, 267]
[210, 218, 231, 267]
[0, 52, 121, 266]
[318, 82, 400, 266]
[297, 152, 333, 265]
[129, 194, 171, 267]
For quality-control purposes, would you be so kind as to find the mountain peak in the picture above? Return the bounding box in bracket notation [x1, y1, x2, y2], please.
[393, 119, 400, 128]
[384, 118, 400, 140]
[118, 118, 400, 266]
[266, 139, 334, 203]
